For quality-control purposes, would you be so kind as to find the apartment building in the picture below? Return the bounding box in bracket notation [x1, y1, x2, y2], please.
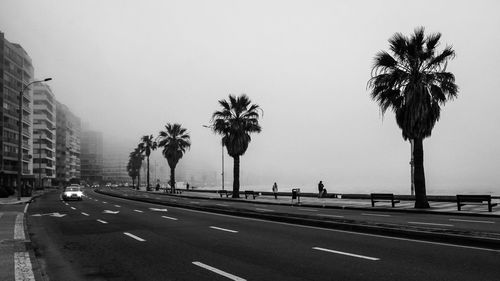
[32, 83, 57, 188]
[81, 129, 103, 184]
[0, 31, 35, 188]
[55, 101, 81, 185]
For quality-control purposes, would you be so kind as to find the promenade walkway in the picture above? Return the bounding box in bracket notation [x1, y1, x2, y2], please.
[146, 189, 500, 216]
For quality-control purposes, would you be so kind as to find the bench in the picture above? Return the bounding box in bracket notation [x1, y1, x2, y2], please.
[218, 190, 231, 197]
[371, 193, 400, 207]
[456, 195, 497, 212]
[244, 190, 258, 199]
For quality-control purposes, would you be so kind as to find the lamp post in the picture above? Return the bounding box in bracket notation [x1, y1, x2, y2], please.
[202, 125, 224, 190]
[17, 78, 52, 200]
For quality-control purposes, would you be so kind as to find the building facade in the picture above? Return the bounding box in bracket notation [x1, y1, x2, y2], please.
[1, 31, 35, 188]
[32, 83, 56, 188]
[55, 101, 81, 185]
[80, 129, 103, 185]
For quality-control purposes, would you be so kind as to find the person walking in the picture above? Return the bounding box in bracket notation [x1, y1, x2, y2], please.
[318, 181, 324, 198]
[272, 182, 278, 199]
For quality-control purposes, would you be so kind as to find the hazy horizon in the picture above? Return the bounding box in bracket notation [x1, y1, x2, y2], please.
[1, 0, 499, 195]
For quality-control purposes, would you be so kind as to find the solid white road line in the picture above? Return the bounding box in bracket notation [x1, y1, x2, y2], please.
[161, 216, 178, 221]
[23, 203, 29, 213]
[210, 226, 238, 233]
[124, 232, 146, 242]
[255, 208, 274, 212]
[192, 261, 246, 281]
[313, 247, 380, 261]
[81, 212, 89, 216]
[408, 221, 453, 227]
[298, 208, 318, 212]
[449, 218, 494, 224]
[317, 214, 345, 218]
[14, 252, 35, 281]
[14, 214, 25, 240]
[96, 219, 108, 224]
[134, 209, 144, 213]
[362, 213, 391, 217]
[114, 205, 121, 208]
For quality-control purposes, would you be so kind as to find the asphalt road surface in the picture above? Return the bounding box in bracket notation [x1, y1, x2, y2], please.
[27, 189, 500, 281]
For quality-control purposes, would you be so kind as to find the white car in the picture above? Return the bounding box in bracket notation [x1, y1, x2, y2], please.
[62, 185, 83, 201]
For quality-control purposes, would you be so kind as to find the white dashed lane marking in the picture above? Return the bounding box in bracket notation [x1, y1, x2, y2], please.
[81, 212, 89, 216]
[449, 218, 494, 224]
[97, 219, 108, 224]
[255, 208, 274, 212]
[114, 205, 121, 208]
[408, 221, 453, 227]
[210, 226, 238, 233]
[70, 207, 76, 210]
[161, 216, 178, 221]
[216, 204, 229, 207]
[193, 261, 246, 281]
[313, 247, 380, 261]
[134, 210, 144, 213]
[124, 232, 146, 242]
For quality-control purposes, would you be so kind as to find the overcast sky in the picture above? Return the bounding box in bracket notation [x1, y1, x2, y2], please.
[1, 0, 499, 194]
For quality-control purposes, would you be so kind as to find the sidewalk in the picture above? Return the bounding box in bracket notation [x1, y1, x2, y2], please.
[147, 189, 500, 217]
[0, 189, 53, 281]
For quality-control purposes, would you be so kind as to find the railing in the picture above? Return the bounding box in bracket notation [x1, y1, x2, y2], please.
[3, 137, 17, 144]
[4, 123, 19, 131]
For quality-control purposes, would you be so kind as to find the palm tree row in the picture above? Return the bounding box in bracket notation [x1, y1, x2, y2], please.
[128, 123, 192, 192]
[126, 27, 458, 208]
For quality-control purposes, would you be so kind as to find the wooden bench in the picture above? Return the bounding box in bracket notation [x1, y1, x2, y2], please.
[371, 193, 400, 207]
[244, 190, 258, 199]
[456, 195, 497, 212]
[218, 190, 231, 197]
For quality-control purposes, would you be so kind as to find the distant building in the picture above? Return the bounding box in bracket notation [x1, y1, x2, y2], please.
[0, 31, 36, 187]
[32, 83, 57, 188]
[102, 140, 131, 184]
[55, 101, 81, 185]
[80, 129, 103, 184]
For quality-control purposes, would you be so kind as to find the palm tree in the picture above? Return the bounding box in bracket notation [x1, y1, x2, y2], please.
[139, 135, 157, 191]
[368, 27, 458, 208]
[211, 94, 262, 198]
[128, 147, 144, 190]
[157, 123, 191, 193]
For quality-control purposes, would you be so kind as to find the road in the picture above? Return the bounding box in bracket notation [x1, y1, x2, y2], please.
[27, 189, 500, 280]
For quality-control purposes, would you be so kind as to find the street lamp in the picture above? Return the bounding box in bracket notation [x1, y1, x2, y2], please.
[17, 78, 52, 200]
[202, 125, 224, 190]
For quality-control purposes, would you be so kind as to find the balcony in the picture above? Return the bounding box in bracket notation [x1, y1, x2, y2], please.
[4, 123, 19, 131]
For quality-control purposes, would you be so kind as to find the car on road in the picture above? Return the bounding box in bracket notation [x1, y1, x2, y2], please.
[62, 185, 84, 201]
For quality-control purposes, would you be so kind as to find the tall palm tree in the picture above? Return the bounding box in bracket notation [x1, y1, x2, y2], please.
[368, 27, 458, 208]
[139, 135, 157, 191]
[128, 147, 144, 190]
[211, 94, 262, 198]
[157, 123, 191, 193]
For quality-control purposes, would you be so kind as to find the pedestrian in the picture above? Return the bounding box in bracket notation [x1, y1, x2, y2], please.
[318, 181, 324, 198]
[186, 182, 190, 190]
[272, 182, 278, 199]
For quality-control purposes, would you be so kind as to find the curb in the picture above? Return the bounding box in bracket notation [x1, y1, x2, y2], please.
[96, 189, 500, 250]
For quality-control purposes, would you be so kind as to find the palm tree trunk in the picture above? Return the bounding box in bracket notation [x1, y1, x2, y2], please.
[232, 155, 240, 198]
[146, 156, 150, 190]
[170, 167, 175, 193]
[132, 177, 135, 188]
[413, 138, 430, 208]
[137, 171, 141, 190]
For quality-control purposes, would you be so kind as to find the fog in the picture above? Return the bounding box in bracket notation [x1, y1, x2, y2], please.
[1, 0, 499, 194]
